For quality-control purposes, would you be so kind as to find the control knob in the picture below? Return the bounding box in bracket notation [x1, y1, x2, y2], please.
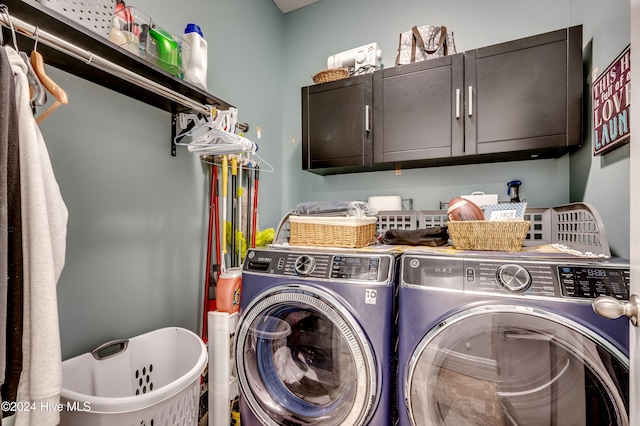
[294, 255, 316, 276]
[496, 264, 531, 292]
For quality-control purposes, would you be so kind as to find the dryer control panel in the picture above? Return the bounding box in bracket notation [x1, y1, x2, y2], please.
[244, 249, 394, 284]
[401, 254, 630, 301]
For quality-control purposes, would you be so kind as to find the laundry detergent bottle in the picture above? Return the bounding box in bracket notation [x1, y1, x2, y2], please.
[216, 268, 242, 314]
[183, 23, 208, 90]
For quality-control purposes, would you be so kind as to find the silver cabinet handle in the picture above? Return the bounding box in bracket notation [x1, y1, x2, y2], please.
[365, 105, 371, 132]
[456, 88, 460, 119]
[468, 86, 473, 116]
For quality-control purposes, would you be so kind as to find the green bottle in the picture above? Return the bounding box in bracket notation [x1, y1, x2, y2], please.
[148, 26, 182, 76]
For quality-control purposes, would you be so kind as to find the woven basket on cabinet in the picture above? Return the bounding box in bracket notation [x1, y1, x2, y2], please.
[312, 68, 349, 84]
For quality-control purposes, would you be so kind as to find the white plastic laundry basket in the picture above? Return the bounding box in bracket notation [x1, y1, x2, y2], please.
[60, 327, 207, 426]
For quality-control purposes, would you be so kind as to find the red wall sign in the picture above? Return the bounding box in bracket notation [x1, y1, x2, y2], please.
[592, 45, 630, 156]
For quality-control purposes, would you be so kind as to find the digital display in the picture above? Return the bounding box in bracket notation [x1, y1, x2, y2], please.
[331, 256, 379, 280]
[558, 266, 630, 300]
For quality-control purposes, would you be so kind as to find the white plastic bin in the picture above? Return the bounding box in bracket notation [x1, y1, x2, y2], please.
[60, 327, 207, 426]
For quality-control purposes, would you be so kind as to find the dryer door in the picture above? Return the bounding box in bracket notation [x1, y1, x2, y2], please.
[405, 306, 629, 426]
[236, 284, 377, 426]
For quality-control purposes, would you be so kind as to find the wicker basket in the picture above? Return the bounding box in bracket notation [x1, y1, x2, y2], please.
[289, 216, 377, 248]
[447, 220, 531, 252]
[312, 68, 349, 84]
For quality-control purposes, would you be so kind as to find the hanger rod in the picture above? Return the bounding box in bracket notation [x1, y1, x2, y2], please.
[0, 12, 211, 115]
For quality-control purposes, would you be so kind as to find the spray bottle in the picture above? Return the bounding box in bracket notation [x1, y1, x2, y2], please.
[507, 180, 522, 203]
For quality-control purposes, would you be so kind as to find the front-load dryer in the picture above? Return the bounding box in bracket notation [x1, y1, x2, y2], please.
[397, 252, 630, 426]
[236, 247, 397, 426]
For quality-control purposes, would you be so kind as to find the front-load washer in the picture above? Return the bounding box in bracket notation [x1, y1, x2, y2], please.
[236, 247, 398, 426]
[397, 251, 630, 426]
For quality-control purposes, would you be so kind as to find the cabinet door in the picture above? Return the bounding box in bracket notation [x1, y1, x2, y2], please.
[302, 75, 373, 174]
[373, 53, 464, 164]
[464, 26, 582, 158]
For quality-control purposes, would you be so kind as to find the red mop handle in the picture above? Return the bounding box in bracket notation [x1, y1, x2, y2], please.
[202, 163, 218, 342]
[251, 167, 259, 247]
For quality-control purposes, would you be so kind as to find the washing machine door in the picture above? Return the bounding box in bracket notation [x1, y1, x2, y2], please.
[236, 284, 377, 426]
[405, 305, 629, 426]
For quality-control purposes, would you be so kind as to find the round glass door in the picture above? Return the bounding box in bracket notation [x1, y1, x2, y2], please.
[236, 284, 377, 426]
[405, 306, 629, 426]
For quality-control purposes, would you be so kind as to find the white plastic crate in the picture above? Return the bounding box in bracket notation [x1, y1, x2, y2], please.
[376, 210, 418, 236]
[379, 203, 611, 256]
[276, 203, 610, 256]
[417, 210, 448, 228]
[60, 327, 207, 426]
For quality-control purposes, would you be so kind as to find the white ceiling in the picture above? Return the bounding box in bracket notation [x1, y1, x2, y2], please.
[273, 0, 320, 13]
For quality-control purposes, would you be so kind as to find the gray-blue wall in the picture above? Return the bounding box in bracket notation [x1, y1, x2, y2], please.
[41, 0, 284, 358]
[282, 0, 630, 258]
[568, 0, 630, 257]
[34, 0, 628, 358]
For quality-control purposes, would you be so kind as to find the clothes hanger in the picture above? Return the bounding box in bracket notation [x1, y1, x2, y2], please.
[0, 4, 12, 48]
[184, 127, 258, 154]
[0, 6, 46, 109]
[199, 152, 275, 174]
[30, 28, 68, 123]
[174, 107, 232, 144]
[174, 107, 258, 154]
[23, 27, 47, 109]
[21, 51, 47, 109]
[174, 106, 216, 142]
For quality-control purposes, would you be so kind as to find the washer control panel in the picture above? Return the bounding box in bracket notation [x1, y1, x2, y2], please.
[244, 249, 393, 283]
[464, 259, 561, 297]
[402, 254, 630, 301]
[558, 265, 629, 300]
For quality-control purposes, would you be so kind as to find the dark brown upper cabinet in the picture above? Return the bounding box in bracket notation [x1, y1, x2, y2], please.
[302, 25, 583, 175]
[373, 53, 465, 167]
[463, 25, 583, 161]
[302, 74, 374, 175]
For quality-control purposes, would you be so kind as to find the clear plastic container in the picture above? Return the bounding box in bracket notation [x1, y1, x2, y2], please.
[109, 4, 142, 55]
[147, 25, 188, 76]
[109, 7, 189, 77]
